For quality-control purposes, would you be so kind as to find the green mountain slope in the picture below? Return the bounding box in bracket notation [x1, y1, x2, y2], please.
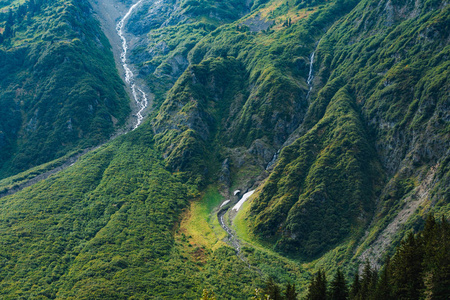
[0, 0, 448, 298]
[0, 0, 130, 178]
[0, 124, 266, 299]
[247, 0, 449, 263]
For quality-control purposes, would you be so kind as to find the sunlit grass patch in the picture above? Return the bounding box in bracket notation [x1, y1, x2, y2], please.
[177, 186, 227, 252]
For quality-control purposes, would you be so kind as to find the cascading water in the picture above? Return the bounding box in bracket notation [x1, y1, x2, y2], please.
[116, 0, 148, 129]
[306, 51, 315, 99]
[266, 40, 322, 169]
[306, 39, 321, 100]
[307, 51, 315, 87]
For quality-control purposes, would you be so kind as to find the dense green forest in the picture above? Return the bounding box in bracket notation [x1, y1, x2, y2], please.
[0, 0, 448, 298]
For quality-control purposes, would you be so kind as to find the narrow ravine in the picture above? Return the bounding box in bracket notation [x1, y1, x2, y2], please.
[267, 41, 322, 169]
[217, 190, 263, 276]
[305, 51, 315, 100]
[116, 0, 149, 129]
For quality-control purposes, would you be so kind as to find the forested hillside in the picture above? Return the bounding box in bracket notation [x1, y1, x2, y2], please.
[0, 0, 130, 178]
[0, 0, 448, 298]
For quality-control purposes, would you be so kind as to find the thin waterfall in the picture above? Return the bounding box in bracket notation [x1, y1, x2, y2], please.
[306, 39, 321, 100]
[116, 0, 148, 129]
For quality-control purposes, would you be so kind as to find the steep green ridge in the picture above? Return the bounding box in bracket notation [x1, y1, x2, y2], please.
[250, 86, 381, 258]
[127, 0, 256, 106]
[152, 0, 359, 187]
[0, 0, 130, 178]
[246, 0, 449, 262]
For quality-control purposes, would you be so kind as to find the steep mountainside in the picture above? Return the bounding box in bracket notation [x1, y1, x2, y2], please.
[0, 0, 130, 178]
[0, 0, 448, 298]
[247, 0, 449, 262]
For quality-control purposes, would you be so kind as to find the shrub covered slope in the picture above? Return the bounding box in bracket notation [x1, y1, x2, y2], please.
[0, 0, 448, 298]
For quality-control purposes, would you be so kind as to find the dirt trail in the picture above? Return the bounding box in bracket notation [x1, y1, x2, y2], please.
[0, 149, 91, 199]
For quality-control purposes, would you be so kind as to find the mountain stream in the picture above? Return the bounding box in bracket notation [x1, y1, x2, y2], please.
[217, 190, 262, 274]
[116, 0, 148, 129]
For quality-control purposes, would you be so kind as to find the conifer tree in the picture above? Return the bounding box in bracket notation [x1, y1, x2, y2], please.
[390, 232, 424, 299]
[264, 277, 283, 300]
[359, 261, 377, 299]
[374, 256, 393, 300]
[422, 216, 450, 299]
[349, 273, 360, 300]
[330, 268, 348, 300]
[284, 282, 297, 300]
[306, 269, 327, 300]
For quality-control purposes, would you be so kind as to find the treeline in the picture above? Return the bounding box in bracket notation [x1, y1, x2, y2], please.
[0, 0, 48, 44]
[202, 279, 298, 300]
[305, 215, 449, 300]
[243, 215, 449, 299]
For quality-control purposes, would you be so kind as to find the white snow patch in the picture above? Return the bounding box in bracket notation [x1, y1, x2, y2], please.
[232, 190, 255, 212]
[220, 200, 231, 208]
[233, 190, 241, 196]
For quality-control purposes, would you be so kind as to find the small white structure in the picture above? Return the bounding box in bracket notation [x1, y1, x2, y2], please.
[232, 190, 255, 212]
[220, 200, 231, 208]
[233, 190, 241, 196]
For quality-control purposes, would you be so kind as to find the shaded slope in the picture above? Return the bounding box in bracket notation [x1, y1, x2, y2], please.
[0, 0, 130, 178]
[250, 87, 381, 257]
[151, 0, 360, 188]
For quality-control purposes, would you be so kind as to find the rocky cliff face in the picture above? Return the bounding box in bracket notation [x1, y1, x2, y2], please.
[142, 0, 449, 261]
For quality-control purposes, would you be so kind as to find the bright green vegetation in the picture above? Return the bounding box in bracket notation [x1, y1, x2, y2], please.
[0, 125, 259, 299]
[178, 186, 227, 250]
[0, 0, 448, 298]
[0, 0, 130, 178]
